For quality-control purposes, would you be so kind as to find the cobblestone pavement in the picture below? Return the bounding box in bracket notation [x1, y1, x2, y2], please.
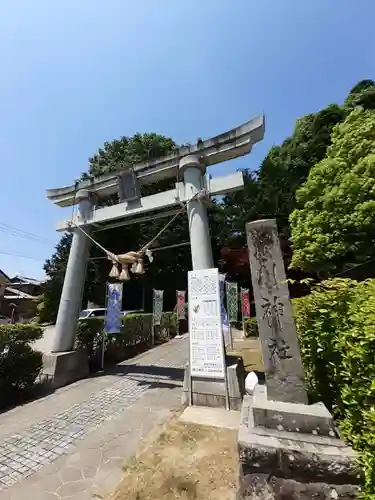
[0, 335, 188, 499]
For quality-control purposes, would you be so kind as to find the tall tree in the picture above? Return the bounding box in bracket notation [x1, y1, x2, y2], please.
[290, 106, 375, 274]
[218, 80, 374, 276]
[38, 233, 73, 323]
[344, 79, 375, 112]
[257, 104, 346, 238]
[82, 133, 178, 179]
[217, 103, 346, 285]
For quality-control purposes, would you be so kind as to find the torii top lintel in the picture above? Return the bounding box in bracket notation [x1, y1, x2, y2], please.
[46, 115, 265, 208]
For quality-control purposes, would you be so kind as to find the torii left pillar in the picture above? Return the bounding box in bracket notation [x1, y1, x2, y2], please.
[43, 189, 93, 388]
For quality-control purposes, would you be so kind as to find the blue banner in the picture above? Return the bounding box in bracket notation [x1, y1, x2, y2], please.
[219, 274, 229, 327]
[105, 283, 123, 334]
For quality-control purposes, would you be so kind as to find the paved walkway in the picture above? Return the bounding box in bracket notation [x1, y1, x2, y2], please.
[0, 336, 189, 500]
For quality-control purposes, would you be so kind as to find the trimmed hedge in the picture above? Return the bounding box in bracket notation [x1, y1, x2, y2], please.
[76, 312, 178, 369]
[294, 278, 375, 498]
[0, 324, 43, 408]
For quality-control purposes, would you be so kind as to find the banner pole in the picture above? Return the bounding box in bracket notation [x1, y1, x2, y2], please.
[151, 289, 155, 346]
[101, 331, 106, 371]
[241, 288, 245, 336]
[102, 283, 109, 371]
[189, 360, 193, 407]
[222, 328, 230, 411]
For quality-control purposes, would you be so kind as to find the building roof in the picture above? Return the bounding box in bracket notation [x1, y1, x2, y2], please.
[10, 275, 44, 286]
[0, 269, 10, 281]
[3, 286, 38, 300]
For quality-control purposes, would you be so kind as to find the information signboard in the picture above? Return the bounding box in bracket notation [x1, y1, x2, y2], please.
[188, 268, 225, 379]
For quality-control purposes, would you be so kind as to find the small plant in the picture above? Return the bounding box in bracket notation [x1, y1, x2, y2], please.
[244, 317, 258, 337]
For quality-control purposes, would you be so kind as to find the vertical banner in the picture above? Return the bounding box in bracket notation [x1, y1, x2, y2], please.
[152, 289, 164, 326]
[218, 274, 229, 328]
[105, 283, 123, 334]
[241, 288, 251, 318]
[226, 282, 238, 323]
[176, 290, 186, 319]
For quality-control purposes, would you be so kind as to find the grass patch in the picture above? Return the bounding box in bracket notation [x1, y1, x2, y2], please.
[110, 419, 237, 500]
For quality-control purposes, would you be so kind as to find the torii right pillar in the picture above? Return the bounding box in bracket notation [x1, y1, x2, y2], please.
[180, 154, 246, 410]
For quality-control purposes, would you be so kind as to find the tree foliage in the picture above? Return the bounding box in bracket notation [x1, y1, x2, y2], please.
[344, 79, 375, 113]
[253, 103, 345, 237]
[290, 106, 375, 273]
[82, 132, 178, 179]
[39, 233, 73, 323]
[218, 102, 346, 284]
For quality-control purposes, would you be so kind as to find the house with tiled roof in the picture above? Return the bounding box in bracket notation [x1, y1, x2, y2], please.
[0, 272, 43, 322]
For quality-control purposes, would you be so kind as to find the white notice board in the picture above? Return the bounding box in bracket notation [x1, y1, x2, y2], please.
[188, 268, 225, 379]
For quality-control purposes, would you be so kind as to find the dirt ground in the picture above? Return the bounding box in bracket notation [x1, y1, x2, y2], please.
[109, 418, 238, 500]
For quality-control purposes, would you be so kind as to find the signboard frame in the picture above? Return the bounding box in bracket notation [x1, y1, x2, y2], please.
[188, 268, 225, 379]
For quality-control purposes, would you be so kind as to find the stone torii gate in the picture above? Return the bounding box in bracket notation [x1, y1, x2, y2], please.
[45, 116, 264, 386]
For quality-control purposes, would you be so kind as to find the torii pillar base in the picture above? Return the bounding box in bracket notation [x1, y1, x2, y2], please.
[42, 350, 89, 389]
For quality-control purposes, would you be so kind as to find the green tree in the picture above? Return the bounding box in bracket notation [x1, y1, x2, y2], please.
[82, 132, 178, 179]
[219, 80, 374, 282]
[344, 79, 375, 112]
[38, 233, 72, 323]
[221, 80, 375, 251]
[257, 104, 346, 238]
[290, 106, 375, 274]
[217, 103, 345, 286]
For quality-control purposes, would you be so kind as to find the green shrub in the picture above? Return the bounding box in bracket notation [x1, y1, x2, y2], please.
[76, 312, 178, 367]
[294, 278, 375, 497]
[0, 324, 43, 408]
[244, 317, 259, 337]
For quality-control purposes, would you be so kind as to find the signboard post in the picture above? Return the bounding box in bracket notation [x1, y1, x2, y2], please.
[103, 282, 123, 369]
[188, 268, 230, 409]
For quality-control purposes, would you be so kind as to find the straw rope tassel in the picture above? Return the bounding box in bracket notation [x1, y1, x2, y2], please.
[119, 264, 130, 281]
[70, 191, 202, 280]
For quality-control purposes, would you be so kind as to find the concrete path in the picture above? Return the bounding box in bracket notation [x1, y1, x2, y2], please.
[0, 336, 189, 500]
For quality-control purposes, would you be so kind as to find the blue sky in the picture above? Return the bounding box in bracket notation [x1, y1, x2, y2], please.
[0, 0, 373, 278]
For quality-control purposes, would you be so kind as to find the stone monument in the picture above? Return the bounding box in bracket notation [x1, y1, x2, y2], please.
[237, 219, 360, 499]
